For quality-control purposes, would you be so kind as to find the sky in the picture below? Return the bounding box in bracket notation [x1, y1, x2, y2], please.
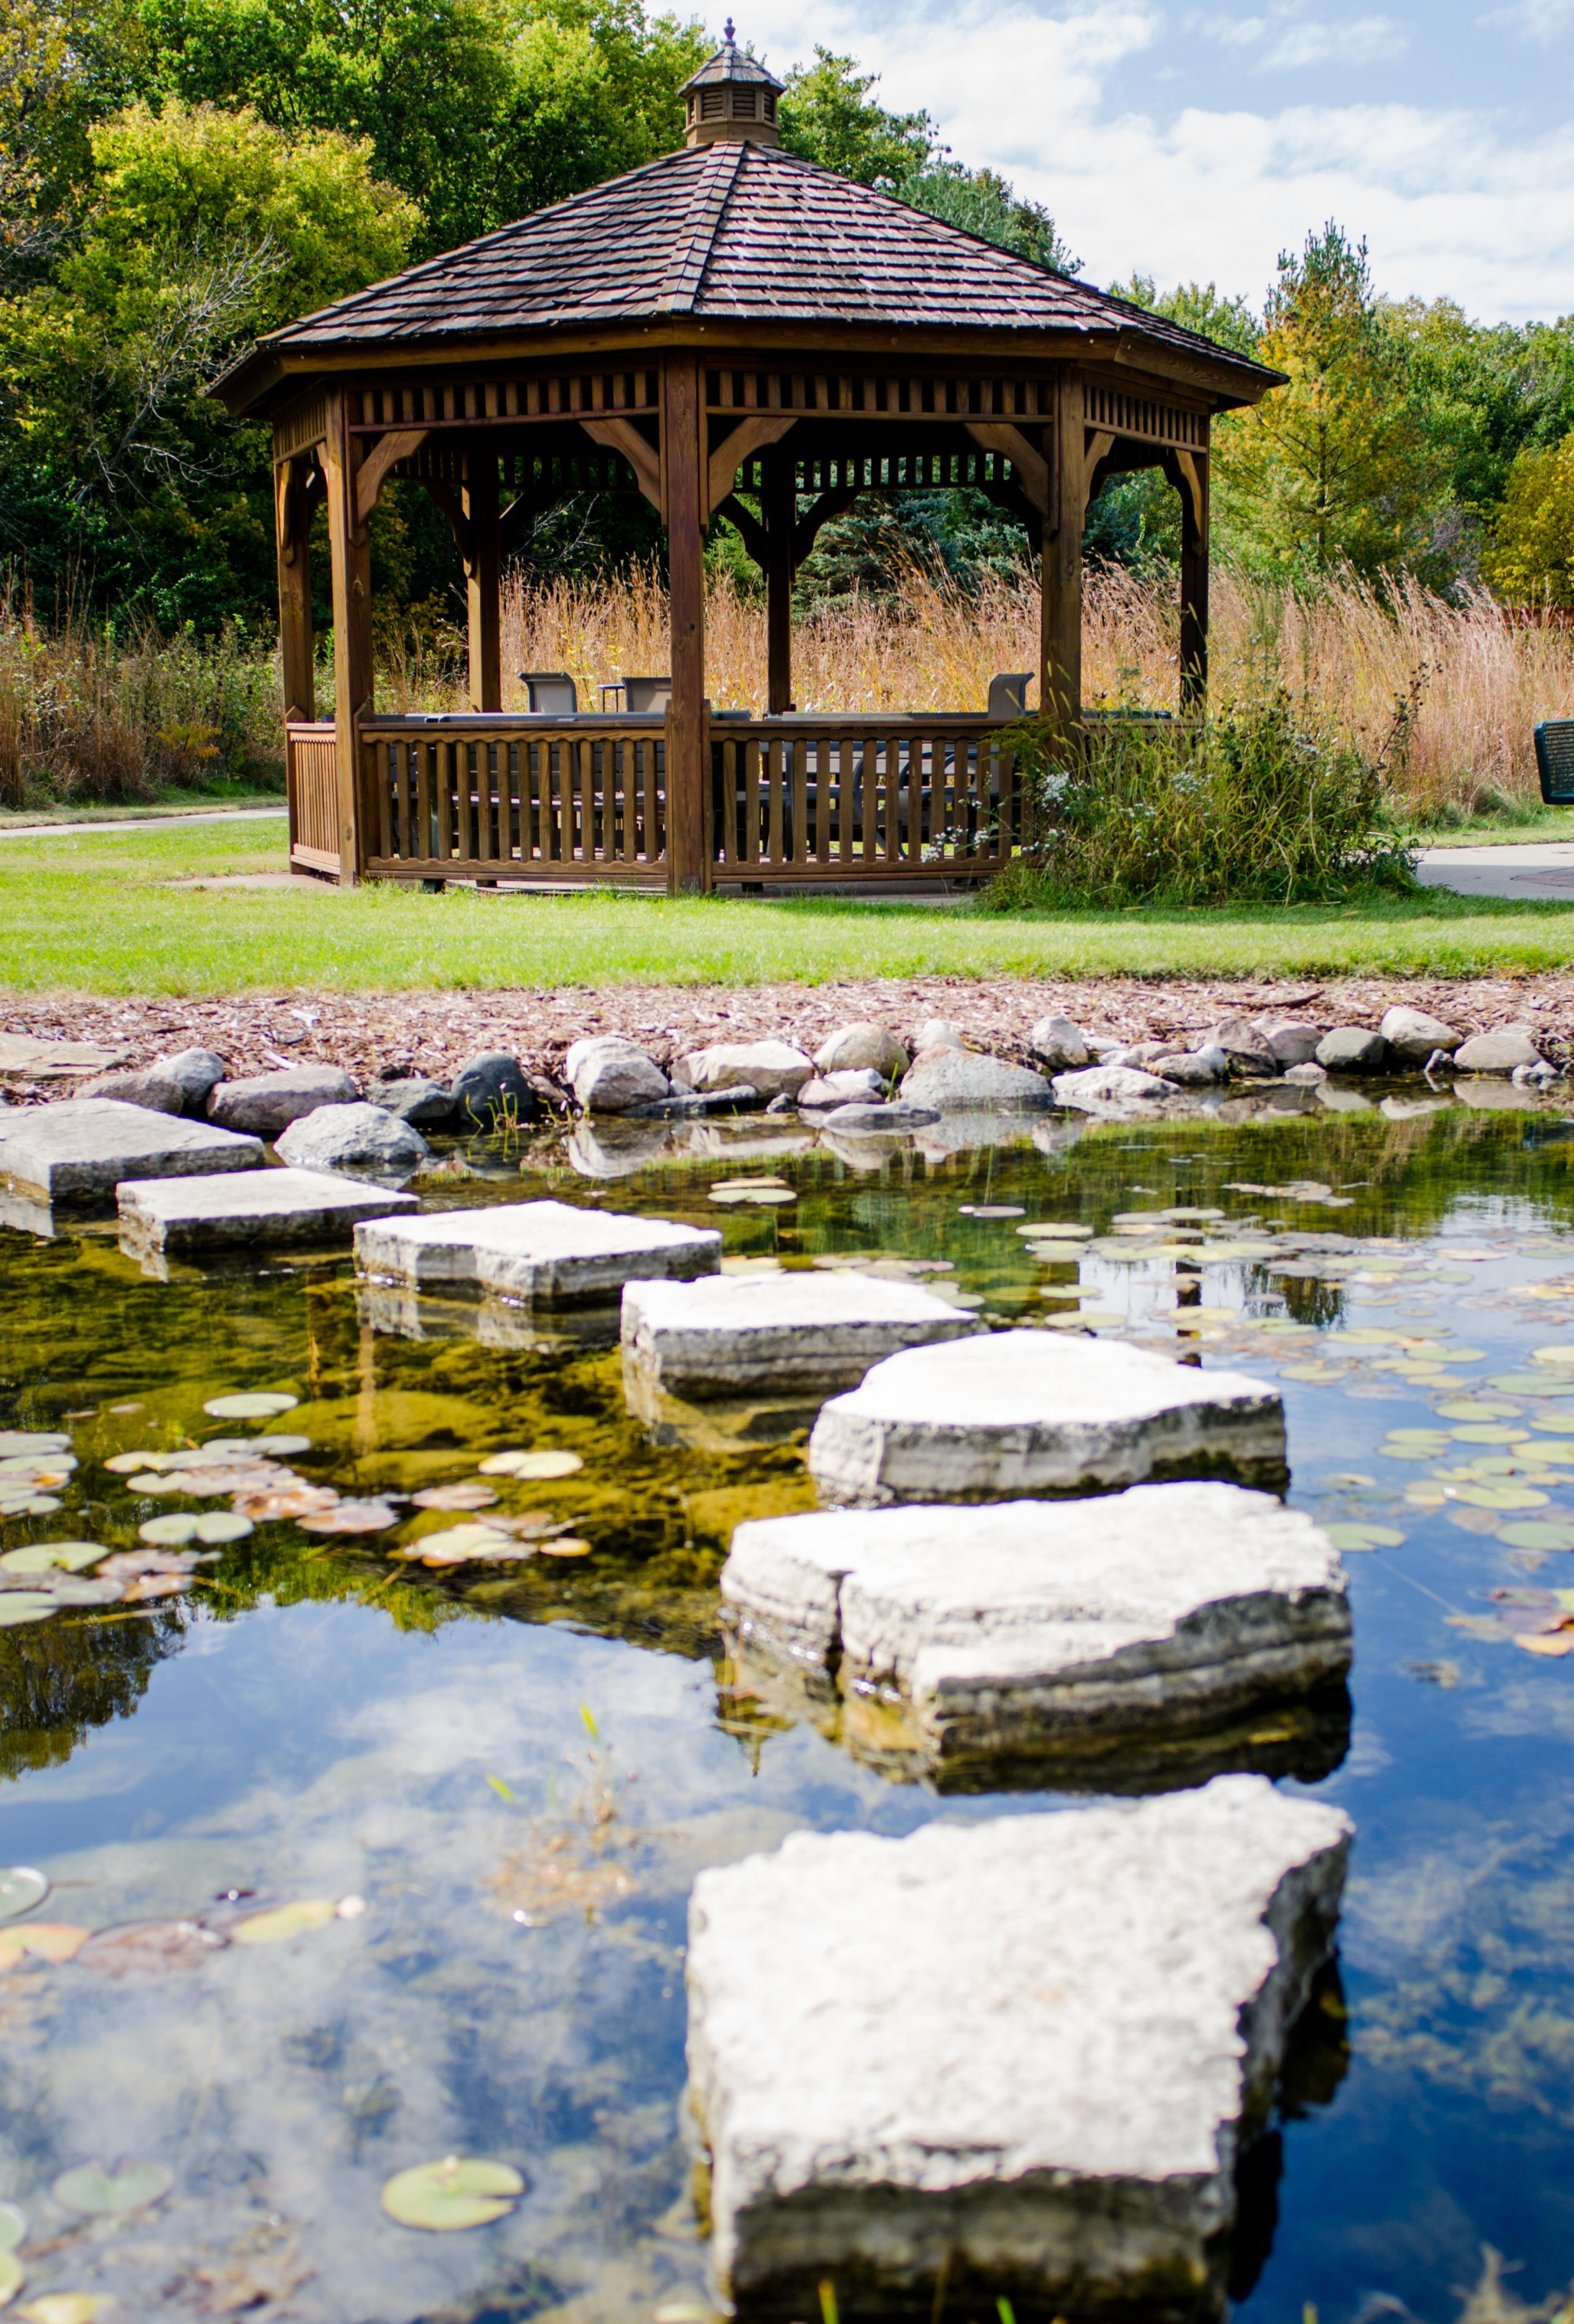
[736, 0, 1574, 325]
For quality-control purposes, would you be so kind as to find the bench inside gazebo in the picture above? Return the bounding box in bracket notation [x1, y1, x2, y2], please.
[219, 24, 1282, 893]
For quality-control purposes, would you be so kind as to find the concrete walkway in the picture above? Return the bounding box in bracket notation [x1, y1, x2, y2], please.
[1417, 842, 1574, 899]
[0, 807, 287, 840]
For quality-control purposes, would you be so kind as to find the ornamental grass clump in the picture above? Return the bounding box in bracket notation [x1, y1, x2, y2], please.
[985, 690, 1419, 909]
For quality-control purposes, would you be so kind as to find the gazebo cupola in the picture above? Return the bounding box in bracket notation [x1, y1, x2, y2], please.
[681, 21, 782, 146]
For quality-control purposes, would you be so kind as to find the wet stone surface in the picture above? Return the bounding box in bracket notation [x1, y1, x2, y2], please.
[0, 1097, 263, 1204]
[619, 1270, 983, 1399]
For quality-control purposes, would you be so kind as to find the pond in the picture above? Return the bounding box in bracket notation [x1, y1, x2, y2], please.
[5, 1084, 1574, 2323]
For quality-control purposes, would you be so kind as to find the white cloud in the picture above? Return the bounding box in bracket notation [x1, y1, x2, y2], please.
[1479, 0, 1574, 40]
[1191, 8, 1409, 64]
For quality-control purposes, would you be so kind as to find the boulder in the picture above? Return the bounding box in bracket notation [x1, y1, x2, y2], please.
[1454, 1027, 1544, 1074]
[907, 1019, 967, 1056]
[686, 1777, 1352, 2316]
[721, 1483, 1352, 1769]
[451, 1050, 539, 1129]
[207, 1065, 359, 1139]
[1514, 1058, 1562, 1087]
[796, 1069, 887, 1110]
[1050, 1064, 1180, 1108]
[671, 1042, 815, 1101]
[73, 1068, 187, 1116]
[1379, 1005, 1464, 1065]
[1314, 1027, 1389, 1074]
[368, 1076, 457, 1127]
[813, 1023, 909, 1079]
[807, 1327, 1285, 1506]
[1283, 1061, 1328, 1087]
[1151, 1049, 1226, 1089]
[154, 1046, 228, 1113]
[1207, 1017, 1278, 1076]
[1028, 1016, 1091, 1070]
[900, 1051, 1052, 1112]
[274, 1102, 429, 1175]
[564, 1035, 670, 1114]
[1260, 1020, 1323, 1067]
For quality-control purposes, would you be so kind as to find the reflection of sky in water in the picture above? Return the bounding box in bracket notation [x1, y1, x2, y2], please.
[7, 1099, 1574, 2318]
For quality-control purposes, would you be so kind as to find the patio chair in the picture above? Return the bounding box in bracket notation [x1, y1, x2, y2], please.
[519, 671, 577, 714]
[1535, 720, 1574, 803]
[624, 675, 671, 713]
[988, 672, 1032, 717]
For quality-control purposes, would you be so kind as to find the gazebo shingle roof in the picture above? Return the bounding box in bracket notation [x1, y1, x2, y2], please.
[251, 141, 1274, 385]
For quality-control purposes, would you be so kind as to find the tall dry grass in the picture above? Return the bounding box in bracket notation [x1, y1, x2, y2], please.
[493, 560, 1574, 821]
[0, 586, 283, 809]
[6, 557, 1571, 818]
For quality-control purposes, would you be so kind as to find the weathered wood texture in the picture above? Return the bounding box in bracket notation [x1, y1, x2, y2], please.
[662, 352, 709, 893]
[286, 723, 340, 876]
[322, 391, 374, 885]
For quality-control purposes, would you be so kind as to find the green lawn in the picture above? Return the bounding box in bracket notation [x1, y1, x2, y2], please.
[5, 816, 1574, 994]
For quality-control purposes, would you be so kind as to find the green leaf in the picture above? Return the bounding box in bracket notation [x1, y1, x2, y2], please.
[379, 2156, 524, 2231]
[0, 1868, 49, 1921]
[486, 1775, 517, 1803]
[1325, 1523, 1406, 1552]
[230, 1898, 338, 1945]
[0, 1543, 103, 1574]
[0, 2249, 21, 2307]
[202, 1393, 298, 1419]
[0, 2202, 24, 2254]
[0, 1598, 58, 1627]
[51, 2162, 173, 2216]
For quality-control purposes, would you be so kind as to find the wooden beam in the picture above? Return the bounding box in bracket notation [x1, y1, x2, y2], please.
[707, 415, 795, 518]
[581, 416, 661, 511]
[1083, 428, 1115, 502]
[354, 427, 428, 528]
[322, 390, 374, 886]
[661, 354, 709, 893]
[762, 452, 795, 716]
[792, 486, 859, 566]
[463, 448, 501, 713]
[1164, 446, 1210, 706]
[1042, 372, 1086, 733]
[716, 492, 766, 566]
[965, 421, 1051, 519]
[274, 455, 315, 726]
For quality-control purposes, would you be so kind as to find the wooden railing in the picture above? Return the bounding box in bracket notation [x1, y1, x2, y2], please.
[349, 712, 1021, 886]
[361, 716, 668, 884]
[286, 722, 340, 875]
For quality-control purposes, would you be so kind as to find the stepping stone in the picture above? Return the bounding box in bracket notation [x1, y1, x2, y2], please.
[117, 1168, 418, 1257]
[808, 1328, 1285, 1506]
[687, 1775, 1352, 2316]
[621, 1271, 983, 1400]
[720, 1483, 1350, 1777]
[0, 1099, 263, 1208]
[354, 1199, 721, 1302]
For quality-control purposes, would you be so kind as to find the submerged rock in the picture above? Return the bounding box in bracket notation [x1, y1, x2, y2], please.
[818, 1101, 942, 1132]
[795, 1069, 887, 1110]
[275, 1102, 429, 1175]
[808, 1328, 1286, 1506]
[686, 1775, 1352, 2316]
[1051, 1064, 1180, 1108]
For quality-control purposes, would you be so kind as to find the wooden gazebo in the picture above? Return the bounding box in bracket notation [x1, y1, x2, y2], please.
[219, 25, 1282, 891]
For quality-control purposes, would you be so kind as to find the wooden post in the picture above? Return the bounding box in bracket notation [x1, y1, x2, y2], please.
[1178, 447, 1210, 707]
[322, 390, 374, 885]
[762, 449, 795, 713]
[1041, 370, 1086, 730]
[662, 352, 709, 893]
[275, 455, 315, 723]
[464, 442, 502, 712]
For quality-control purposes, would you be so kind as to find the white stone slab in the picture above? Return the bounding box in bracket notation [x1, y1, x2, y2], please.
[354, 1198, 721, 1301]
[117, 1168, 418, 1254]
[621, 1271, 983, 1399]
[808, 1328, 1285, 1505]
[721, 1484, 1349, 1769]
[687, 1776, 1351, 2313]
[0, 1098, 263, 1205]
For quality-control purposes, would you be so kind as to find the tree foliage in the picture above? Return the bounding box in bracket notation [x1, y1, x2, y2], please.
[1482, 430, 1574, 606]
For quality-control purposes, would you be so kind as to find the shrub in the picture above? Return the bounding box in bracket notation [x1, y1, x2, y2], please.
[982, 691, 1419, 909]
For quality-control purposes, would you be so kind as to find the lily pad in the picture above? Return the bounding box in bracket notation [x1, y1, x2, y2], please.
[0, 1544, 103, 1575]
[412, 1482, 498, 1512]
[1325, 1523, 1406, 1552]
[0, 1599, 58, 1628]
[1491, 1375, 1574, 1395]
[478, 1451, 584, 1480]
[1435, 1400, 1523, 1419]
[51, 2161, 173, 2216]
[230, 1898, 338, 1945]
[74, 1920, 227, 1976]
[1452, 1484, 1551, 1510]
[1500, 1523, 1574, 1550]
[21, 2296, 110, 2324]
[0, 2206, 23, 2254]
[1532, 1415, 1574, 1435]
[380, 2156, 524, 2232]
[202, 1393, 299, 1420]
[396, 1524, 513, 1566]
[297, 1503, 400, 1535]
[138, 1512, 252, 1547]
[0, 1924, 89, 1970]
[0, 1435, 67, 1458]
[537, 1538, 593, 1558]
[1515, 1631, 1574, 1657]
[0, 1869, 48, 1922]
[0, 2251, 21, 2309]
[1449, 1427, 1531, 1445]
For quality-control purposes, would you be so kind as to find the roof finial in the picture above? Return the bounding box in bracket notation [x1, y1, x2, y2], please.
[679, 20, 783, 145]
[723, 17, 735, 40]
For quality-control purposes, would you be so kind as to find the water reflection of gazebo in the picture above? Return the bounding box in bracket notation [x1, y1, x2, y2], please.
[219, 24, 1282, 890]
